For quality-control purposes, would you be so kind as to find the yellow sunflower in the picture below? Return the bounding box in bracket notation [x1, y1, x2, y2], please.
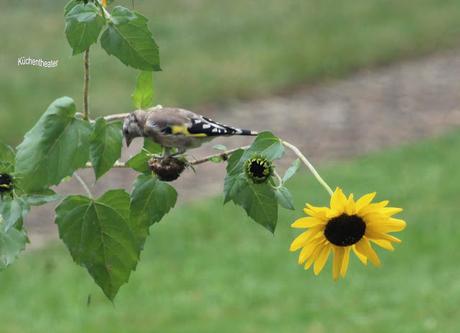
[290, 187, 406, 280]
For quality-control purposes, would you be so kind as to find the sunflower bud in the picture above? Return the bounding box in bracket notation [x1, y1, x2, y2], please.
[148, 156, 186, 182]
[0, 173, 14, 197]
[244, 155, 273, 184]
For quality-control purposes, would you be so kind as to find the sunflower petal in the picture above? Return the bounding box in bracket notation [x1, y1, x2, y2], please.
[289, 231, 311, 251]
[340, 247, 351, 277]
[355, 192, 377, 212]
[330, 188, 347, 213]
[304, 245, 323, 270]
[352, 245, 368, 265]
[381, 207, 403, 216]
[345, 194, 355, 215]
[367, 218, 406, 233]
[365, 230, 402, 243]
[355, 238, 381, 267]
[314, 245, 331, 275]
[371, 239, 394, 251]
[291, 217, 325, 229]
[298, 238, 324, 264]
[332, 247, 344, 281]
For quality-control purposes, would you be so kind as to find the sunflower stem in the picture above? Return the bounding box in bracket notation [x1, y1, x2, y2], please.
[74, 172, 93, 199]
[282, 140, 333, 196]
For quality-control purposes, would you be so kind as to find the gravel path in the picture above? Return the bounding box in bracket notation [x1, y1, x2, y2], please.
[26, 49, 460, 248]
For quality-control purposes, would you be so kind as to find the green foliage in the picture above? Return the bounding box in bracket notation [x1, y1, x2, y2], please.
[65, 2, 106, 55]
[15, 97, 92, 192]
[283, 159, 300, 183]
[0, 225, 27, 271]
[90, 118, 123, 179]
[0, 198, 29, 231]
[130, 175, 177, 243]
[126, 139, 162, 173]
[223, 132, 291, 232]
[0, 143, 15, 173]
[55, 190, 139, 300]
[101, 6, 160, 71]
[132, 71, 154, 109]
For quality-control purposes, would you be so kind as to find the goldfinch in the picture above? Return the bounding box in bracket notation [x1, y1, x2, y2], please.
[122, 106, 258, 155]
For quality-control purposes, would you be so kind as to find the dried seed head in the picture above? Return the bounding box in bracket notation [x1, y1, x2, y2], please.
[148, 157, 186, 182]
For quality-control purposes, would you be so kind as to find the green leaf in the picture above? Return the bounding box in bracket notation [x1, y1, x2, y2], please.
[90, 118, 123, 180]
[275, 186, 295, 210]
[228, 132, 284, 176]
[55, 190, 139, 301]
[15, 97, 92, 192]
[126, 139, 162, 173]
[0, 142, 15, 173]
[283, 159, 301, 183]
[0, 224, 27, 270]
[132, 71, 154, 109]
[232, 180, 278, 233]
[64, 0, 80, 15]
[0, 197, 30, 231]
[130, 175, 177, 242]
[100, 6, 160, 71]
[23, 189, 60, 206]
[65, 3, 106, 55]
[223, 173, 246, 204]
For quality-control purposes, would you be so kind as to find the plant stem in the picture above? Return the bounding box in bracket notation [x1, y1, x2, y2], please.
[282, 141, 333, 196]
[83, 48, 90, 121]
[190, 146, 249, 165]
[74, 172, 93, 198]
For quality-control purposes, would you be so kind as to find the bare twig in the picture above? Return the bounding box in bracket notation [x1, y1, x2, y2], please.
[189, 146, 249, 165]
[83, 49, 90, 120]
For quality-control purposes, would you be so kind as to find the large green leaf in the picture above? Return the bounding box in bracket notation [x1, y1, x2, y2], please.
[130, 175, 177, 242]
[274, 186, 295, 210]
[65, 3, 106, 55]
[132, 71, 154, 109]
[55, 190, 139, 300]
[100, 6, 160, 71]
[90, 118, 123, 180]
[232, 180, 278, 233]
[0, 222, 27, 270]
[0, 142, 15, 173]
[15, 97, 92, 192]
[0, 197, 30, 231]
[126, 139, 162, 173]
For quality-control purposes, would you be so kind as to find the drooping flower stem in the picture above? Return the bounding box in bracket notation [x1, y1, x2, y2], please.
[282, 140, 333, 196]
[83, 48, 90, 121]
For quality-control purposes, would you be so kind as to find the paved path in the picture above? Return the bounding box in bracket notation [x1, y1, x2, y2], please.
[26, 49, 460, 248]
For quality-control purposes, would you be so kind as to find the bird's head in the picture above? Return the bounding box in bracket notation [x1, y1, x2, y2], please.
[123, 111, 146, 147]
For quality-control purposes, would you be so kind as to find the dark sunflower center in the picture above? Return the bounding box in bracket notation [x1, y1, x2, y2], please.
[324, 214, 366, 246]
[249, 160, 268, 179]
[0, 173, 14, 194]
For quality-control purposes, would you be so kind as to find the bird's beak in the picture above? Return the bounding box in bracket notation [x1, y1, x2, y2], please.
[125, 136, 133, 147]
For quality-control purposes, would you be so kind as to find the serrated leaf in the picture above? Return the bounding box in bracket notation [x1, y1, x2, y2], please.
[275, 186, 295, 210]
[90, 118, 123, 180]
[0, 142, 15, 173]
[100, 6, 160, 71]
[0, 197, 30, 231]
[283, 159, 300, 183]
[0, 224, 27, 270]
[23, 189, 60, 206]
[130, 175, 177, 242]
[65, 3, 106, 55]
[132, 71, 154, 109]
[55, 190, 139, 300]
[232, 180, 278, 233]
[15, 97, 92, 192]
[228, 132, 284, 176]
[126, 139, 162, 173]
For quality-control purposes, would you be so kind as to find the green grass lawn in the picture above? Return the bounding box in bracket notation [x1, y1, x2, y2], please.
[2, 0, 460, 143]
[0, 130, 459, 332]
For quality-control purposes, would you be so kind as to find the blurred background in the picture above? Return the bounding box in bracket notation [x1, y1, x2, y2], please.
[1, 0, 460, 332]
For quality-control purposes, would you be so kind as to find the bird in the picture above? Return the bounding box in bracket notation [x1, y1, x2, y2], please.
[122, 106, 258, 156]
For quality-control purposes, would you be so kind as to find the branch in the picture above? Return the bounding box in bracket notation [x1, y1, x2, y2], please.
[189, 146, 249, 165]
[83, 49, 90, 120]
[74, 172, 93, 198]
